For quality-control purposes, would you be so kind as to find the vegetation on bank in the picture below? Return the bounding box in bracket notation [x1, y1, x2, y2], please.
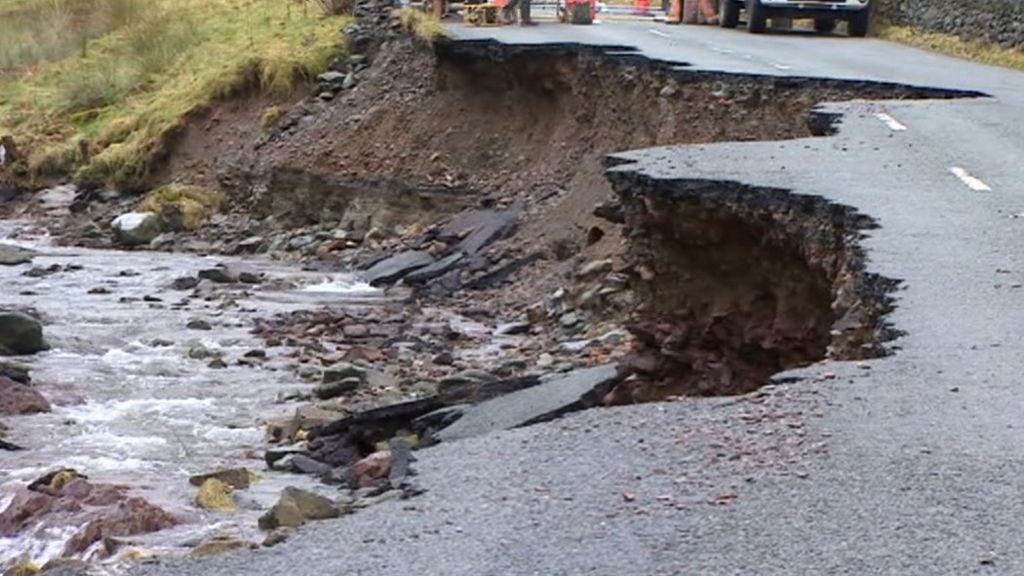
[0, 0, 350, 191]
[394, 7, 447, 43]
[874, 23, 1024, 72]
[137, 183, 224, 230]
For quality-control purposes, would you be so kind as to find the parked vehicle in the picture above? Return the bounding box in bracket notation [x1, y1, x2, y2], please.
[718, 0, 871, 37]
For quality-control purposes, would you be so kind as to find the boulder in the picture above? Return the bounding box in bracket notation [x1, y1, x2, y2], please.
[257, 487, 340, 530]
[188, 468, 253, 490]
[186, 319, 212, 331]
[0, 477, 178, 555]
[0, 376, 51, 415]
[0, 244, 34, 266]
[264, 443, 309, 469]
[283, 454, 332, 476]
[197, 267, 236, 284]
[0, 312, 47, 356]
[63, 495, 178, 554]
[110, 212, 161, 246]
[343, 451, 392, 488]
[195, 478, 235, 512]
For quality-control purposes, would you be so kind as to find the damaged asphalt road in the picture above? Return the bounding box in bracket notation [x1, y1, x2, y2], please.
[132, 22, 1024, 576]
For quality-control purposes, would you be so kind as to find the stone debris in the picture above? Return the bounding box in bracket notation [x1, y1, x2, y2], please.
[258, 487, 341, 530]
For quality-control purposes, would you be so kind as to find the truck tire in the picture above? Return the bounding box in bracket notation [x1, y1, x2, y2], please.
[746, 0, 767, 33]
[848, 7, 870, 37]
[719, 0, 739, 28]
[814, 18, 836, 33]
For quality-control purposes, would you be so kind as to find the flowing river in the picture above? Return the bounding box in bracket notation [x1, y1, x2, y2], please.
[0, 215, 383, 570]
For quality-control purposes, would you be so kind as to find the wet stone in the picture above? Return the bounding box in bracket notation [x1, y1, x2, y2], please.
[0, 244, 34, 266]
[0, 377, 51, 416]
[189, 468, 253, 490]
[262, 527, 294, 547]
[171, 276, 200, 290]
[258, 487, 340, 530]
[187, 319, 213, 331]
[314, 376, 363, 400]
[0, 312, 47, 356]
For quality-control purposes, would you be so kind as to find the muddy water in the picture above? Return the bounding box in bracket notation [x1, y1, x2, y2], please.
[0, 219, 382, 569]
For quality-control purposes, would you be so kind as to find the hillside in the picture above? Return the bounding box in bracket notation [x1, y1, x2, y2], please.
[0, 0, 349, 192]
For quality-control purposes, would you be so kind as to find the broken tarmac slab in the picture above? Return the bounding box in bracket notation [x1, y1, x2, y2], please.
[434, 364, 623, 442]
[359, 250, 435, 287]
[440, 207, 520, 256]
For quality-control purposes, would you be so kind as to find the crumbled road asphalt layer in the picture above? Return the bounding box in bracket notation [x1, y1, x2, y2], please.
[601, 174, 902, 403]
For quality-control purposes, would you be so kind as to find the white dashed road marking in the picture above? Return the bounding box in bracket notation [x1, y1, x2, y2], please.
[648, 28, 670, 38]
[950, 166, 992, 192]
[875, 112, 907, 131]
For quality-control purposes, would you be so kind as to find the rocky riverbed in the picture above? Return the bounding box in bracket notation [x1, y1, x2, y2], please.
[0, 217, 390, 569]
[0, 197, 636, 573]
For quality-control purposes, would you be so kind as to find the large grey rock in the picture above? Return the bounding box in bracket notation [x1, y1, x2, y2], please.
[110, 212, 161, 246]
[360, 251, 435, 286]
[258, 487, 340, 530]
[0, 312, 47, 356]
[0, 244, 34, 266]
[435, 365, 622, 442]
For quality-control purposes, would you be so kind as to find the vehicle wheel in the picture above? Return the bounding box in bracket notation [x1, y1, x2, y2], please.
[746, 0, 767, 33]
[814, 18, 836, 33]
[719, 0, 739, 28]
[848, 6, 870, 37]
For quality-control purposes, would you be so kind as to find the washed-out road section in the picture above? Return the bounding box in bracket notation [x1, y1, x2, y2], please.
[133, 21, 1024, 576]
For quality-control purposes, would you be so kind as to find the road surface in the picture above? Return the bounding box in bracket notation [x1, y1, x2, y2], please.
[134, 20, 1024, 576]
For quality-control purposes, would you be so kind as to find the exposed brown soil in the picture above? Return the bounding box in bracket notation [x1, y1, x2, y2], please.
[161, 33, 954, 321]
[603, 175, 896, 403]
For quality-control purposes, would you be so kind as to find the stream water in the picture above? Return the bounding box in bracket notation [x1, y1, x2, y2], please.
[0, 216, 384, 569]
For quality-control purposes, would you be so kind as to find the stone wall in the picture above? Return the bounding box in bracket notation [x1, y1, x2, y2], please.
[875, 0, 1024, 49]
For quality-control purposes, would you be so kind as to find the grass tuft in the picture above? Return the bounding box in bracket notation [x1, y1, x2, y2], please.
[137, 183, 224, 230]
[260, 105, 283, 130]
[875, 23, 1024, 72]
[393, 7, 447, 44]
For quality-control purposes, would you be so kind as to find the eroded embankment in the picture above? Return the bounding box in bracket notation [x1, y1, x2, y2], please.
[210, 32, 976, 255]
[599, 172, 899, 403]
[182, 32, 979, 342]
[189, 23, 981, 407]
